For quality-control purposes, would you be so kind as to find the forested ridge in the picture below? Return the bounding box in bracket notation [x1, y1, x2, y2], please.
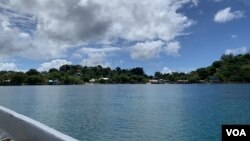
[155, 53, 250, 83]
[0, 53, 249, 85]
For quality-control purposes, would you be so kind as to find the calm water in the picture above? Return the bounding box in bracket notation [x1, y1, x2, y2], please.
[0, 84, 250, 141]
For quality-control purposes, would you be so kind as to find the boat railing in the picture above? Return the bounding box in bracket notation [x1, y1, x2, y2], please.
[0, 106, 78, 141]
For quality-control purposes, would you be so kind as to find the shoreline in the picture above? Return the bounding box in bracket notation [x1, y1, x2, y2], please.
[0, 82, 250, 86]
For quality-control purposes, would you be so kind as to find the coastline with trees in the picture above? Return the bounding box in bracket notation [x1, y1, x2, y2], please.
[0, 54, 250, 85]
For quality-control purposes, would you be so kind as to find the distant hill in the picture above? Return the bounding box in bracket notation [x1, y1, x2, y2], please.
[188, 53, 250, 83]
[154, 53, 250, 83]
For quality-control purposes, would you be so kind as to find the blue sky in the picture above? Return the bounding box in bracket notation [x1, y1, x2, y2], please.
[0, 0, 249, 75]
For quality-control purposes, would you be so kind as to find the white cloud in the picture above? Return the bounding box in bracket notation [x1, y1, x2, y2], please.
[79, 47, 121, 53]
[191, 0, 199, 6]
[214, 7, 244, 23]
[81, 53, 110, 67]
[225, 47, 249, 55]
[0, 0, 196, 61]
[161, 67, 173, 74]
[92, 0, 194, 41]
[78, 46, 120, 67]
[38, 59, 72, 71]
[164, 41, 181, 57]
[130, 40, 164, 60]
[177, 68, 195, 73]
[0, 10, 68, 60]
[231, 34, 238, 39]
[0, 62, 18, 71]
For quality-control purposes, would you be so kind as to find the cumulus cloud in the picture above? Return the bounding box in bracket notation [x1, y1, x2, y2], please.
[0, 0, 196, 62]
[164, 41, 181, 57]
[161, 67, 173, 74]
[130, 40, 164, 60]
[81, 53, 110, 67]
[191, 0, 199, 6]
[92, 0, 194, 41]
[77, 46, 121, 67]
[0, 62, 18, 71]
[79, 47, 121, 53]
[0, 8, 68, 60]
[38, 59, 72, 71]
[225, 47, 249, 55]
[214, 7, 244, 23]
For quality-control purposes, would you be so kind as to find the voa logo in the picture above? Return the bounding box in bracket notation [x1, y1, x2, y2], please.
[226, 129, 246, 136]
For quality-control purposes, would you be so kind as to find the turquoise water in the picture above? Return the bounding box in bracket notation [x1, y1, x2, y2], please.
[0, 84, 250, 141]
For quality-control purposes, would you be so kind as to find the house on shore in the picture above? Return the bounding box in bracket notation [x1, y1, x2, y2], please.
[99, 77, 109, 83]
[99, 77, 109, 81]
[89, 79, 96, 83]
[177, 80, 189, 84]
[148, 79, 167, 84]
[48, 79, 60, 85]
[210, 77, 220, 83]
[199, 80, 207, 83]
[2, 79, 11, 85]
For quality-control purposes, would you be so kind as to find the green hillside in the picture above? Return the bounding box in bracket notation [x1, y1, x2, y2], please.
[156, 53, 250, 83]
[191, 53, 250, 82]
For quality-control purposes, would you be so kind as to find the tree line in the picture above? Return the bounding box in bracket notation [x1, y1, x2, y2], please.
[154, 53, 250, 83]
[0, 53, 249, 85]
[0, 65, 147, 85]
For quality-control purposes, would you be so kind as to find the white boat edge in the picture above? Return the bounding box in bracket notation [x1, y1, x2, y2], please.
[0, 106, 78, 141]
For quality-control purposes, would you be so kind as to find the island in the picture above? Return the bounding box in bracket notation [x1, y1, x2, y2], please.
[0, 54, 249, 85]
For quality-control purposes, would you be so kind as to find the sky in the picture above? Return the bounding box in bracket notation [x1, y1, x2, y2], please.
[0, 0, 249, 74]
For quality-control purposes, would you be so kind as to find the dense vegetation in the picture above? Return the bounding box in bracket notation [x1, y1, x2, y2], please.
[0, 66, 147, 85]
[154, 53, 250, 83]
[0, 54, 249, 85]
